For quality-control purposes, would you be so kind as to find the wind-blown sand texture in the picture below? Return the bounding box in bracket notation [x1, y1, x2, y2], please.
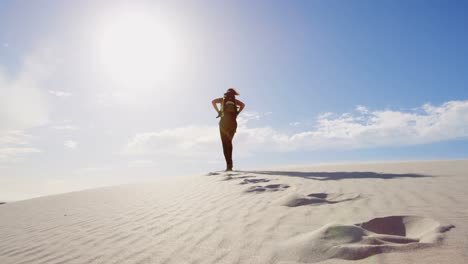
[1, 160, 467, 263]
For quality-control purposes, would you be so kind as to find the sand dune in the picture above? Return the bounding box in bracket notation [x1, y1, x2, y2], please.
[1, 160, 467, 263]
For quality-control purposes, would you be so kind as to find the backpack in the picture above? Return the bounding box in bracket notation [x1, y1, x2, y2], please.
[221, 92, 237, 117]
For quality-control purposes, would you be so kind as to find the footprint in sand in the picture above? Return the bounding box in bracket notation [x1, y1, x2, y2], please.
[206, 172, 221, 176]
[222, 175, 256, 181]
[276, 215, 455, 262]
[207, 171, 243, 176]
[239, 178, 270, 185]
[280, 192, 360, 207]
[245, 184, 290, 193]
[207, 171, 248, 180]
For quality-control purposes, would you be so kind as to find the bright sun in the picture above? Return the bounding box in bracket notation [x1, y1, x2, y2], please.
[96, 11, 180, 88]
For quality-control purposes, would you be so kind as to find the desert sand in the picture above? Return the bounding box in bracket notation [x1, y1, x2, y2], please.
[0, 160, 467, 263]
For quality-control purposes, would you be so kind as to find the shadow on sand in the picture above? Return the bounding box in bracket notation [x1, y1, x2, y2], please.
[246, 171, 432, 181]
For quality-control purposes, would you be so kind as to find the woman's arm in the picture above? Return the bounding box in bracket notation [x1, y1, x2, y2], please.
[212, 98, 223, 114]
[236, 99, 245, 114]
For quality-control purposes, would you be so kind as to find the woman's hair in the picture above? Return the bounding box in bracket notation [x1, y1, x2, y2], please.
[226, 88, 239, 95]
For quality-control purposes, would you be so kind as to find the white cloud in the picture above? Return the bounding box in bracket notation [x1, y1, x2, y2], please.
[0, 147, 41, 162]
[289, 122, 301, 126]
[64, 140, 78, 149]
[355, 105, 369, 113]
[0, 48, 54, 162]
[237, 111, 272, 126]
[121, 126, 219, 157]
[317, 112, 333, 119]
[0, 131, 40, 162]
[122, 100, 468, 158]
[0, 46, 58, 133]
[48, 90, 72, 97]
[0, 60, 50, 132]
[0, 131, 29, 145]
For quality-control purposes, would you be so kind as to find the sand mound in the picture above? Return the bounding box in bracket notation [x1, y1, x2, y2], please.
[280, 192, 360, 207]
[276, 215, 454, 262]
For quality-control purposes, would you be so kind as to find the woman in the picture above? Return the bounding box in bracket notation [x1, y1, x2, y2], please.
[211, 88, 245, 171]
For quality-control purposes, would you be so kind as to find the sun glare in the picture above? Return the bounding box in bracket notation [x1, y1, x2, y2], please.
[96, 11, 180, 88]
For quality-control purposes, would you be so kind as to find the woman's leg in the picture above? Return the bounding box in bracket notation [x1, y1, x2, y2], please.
[220, 128, 230, 170]
[220, 118, 237, 171]
[220, 127, 234, 170]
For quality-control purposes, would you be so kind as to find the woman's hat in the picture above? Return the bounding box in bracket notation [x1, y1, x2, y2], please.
[227, 88, 239, 95]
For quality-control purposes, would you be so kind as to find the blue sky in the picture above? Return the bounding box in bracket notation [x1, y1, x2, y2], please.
[1, 0, 468, 200]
